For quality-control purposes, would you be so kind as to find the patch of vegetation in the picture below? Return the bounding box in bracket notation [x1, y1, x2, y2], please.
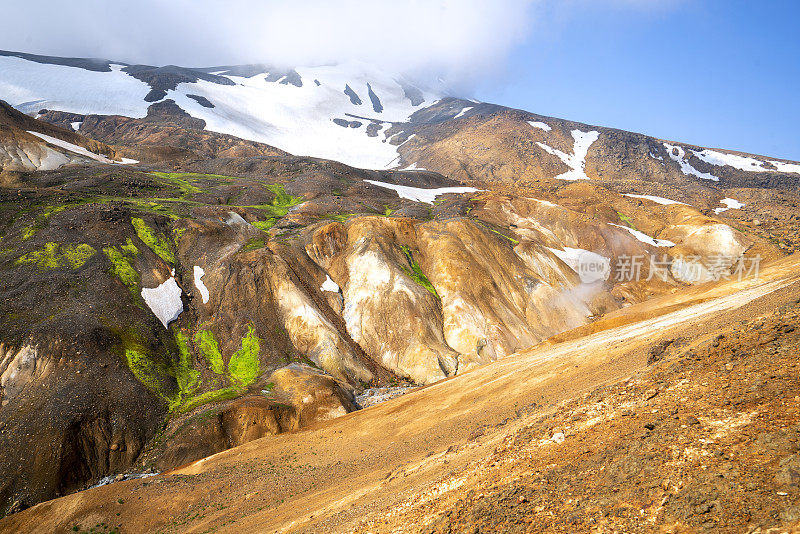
[132, 217, 175, 263]
[252, 219, 277, 231]
[120, 238, 139, 256]
[382, 205, 394, 217]
[399, 245, 440, 299]
[21, 226, 37, 240]
[118, 323, 262, 414]
[228, 325, 261, 386]
[195, 329, 225, 374]
[172, 328, 201, 409]
[617, 211, 637, 230]
[16, 242, 96, 270]
[19, 203, 68, 241]
[248, 184, 303, 218]
[242, 237, 268, 252]
[477, 222, 520, 245]
[103, 246, 139, 294]
[149, 172, 204, 198]
[177, 387, 240, 414]
[62, 244, 96, 269]
[172, 226, 187, 246]
[325, 213, 354, 223]
[125, 347, 166, 392]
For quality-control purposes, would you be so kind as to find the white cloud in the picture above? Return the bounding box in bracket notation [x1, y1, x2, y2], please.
[0, 0, 536, 84]
[0, 0, 683, 86]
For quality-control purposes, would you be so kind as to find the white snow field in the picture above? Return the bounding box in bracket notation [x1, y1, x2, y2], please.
[609, 223, 676, 248]
[623, 194, 686, 205]
[363, 179, 480, 204]
[0, 56, 151, 117]
[663, 143, 718, 181]
[166, 62, 441, 169]
[536, 130, 600, 180]
[714, 198, 745, 215]
[141, 277, 184, 328]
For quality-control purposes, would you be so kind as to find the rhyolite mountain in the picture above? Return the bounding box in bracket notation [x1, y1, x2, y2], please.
[0, 49, 799, 518]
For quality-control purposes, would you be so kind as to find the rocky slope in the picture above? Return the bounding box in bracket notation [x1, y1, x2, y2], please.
[1, 50, 799, 523]
[0, 101, 124, 174]
[3, 253, 799, 533]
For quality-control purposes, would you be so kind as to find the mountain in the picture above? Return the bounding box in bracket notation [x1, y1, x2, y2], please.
[0, 50, 799, 531]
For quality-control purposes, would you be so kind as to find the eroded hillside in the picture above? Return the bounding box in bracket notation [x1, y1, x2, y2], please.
[1, 52, 800, 529]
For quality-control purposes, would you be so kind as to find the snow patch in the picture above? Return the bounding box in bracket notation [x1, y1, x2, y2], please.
[321, 274, 340, 293]
[364, 179, 480, 204]
[193, 266, 210, 304]
[70, 121, 82, 131]
[453, 106, 473, 119]
[769, 160, 800, 174]
[713, 198, 745, 215]
[623, 194, 685, 205]
[141, 277, 184, 328]
[536, 130, 600, 180]
[691, 149, 800, 175]
[610, 223, 676, 248]
[692, 149, 768, 173]
[663, 143, 718, 181]
[400, 162, 428, 171]
[26, 131, 114, 164]
[527, 121, 552, 132]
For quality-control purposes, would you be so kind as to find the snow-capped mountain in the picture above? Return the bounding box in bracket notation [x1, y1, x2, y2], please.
[0, 50, 443, 169]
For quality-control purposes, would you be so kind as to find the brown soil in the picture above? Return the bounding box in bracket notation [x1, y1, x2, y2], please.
[3, 255, 799, 533]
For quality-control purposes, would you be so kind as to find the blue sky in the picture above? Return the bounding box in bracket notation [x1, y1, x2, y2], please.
[476, 0, 800, 161]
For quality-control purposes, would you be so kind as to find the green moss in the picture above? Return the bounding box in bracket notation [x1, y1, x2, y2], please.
[21, 226, 37, 240]
[103, 246, 139, 293]
[173, 329, 200, 403]
[132, 217, 175, 263]
[242, 237, 268, 252]
[62, 244, 96, 269]
[149, 172, 204, 198]
[228, 325, 261, 386]
[16, 242, 59, 269]
[119, 323, 262, 414]
[247, 184, 303, 218]
[382, 205, 394, 217]
[177, 387, 239, 414]
[120, 238, 139, 256]
[325, 213, 353, 223]
[195, 329, 224, 374]
[252, 219, 276, 231]
[617, 211, 637, 230]
[172, 226, 186, 245]
[16, 242, 96, 270]
[125, 348, 166, 392]
[476, 222, 520, 245]
[399, 245, 440, 299]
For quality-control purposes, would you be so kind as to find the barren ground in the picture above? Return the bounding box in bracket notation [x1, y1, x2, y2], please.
[3, 255, 800, 534]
